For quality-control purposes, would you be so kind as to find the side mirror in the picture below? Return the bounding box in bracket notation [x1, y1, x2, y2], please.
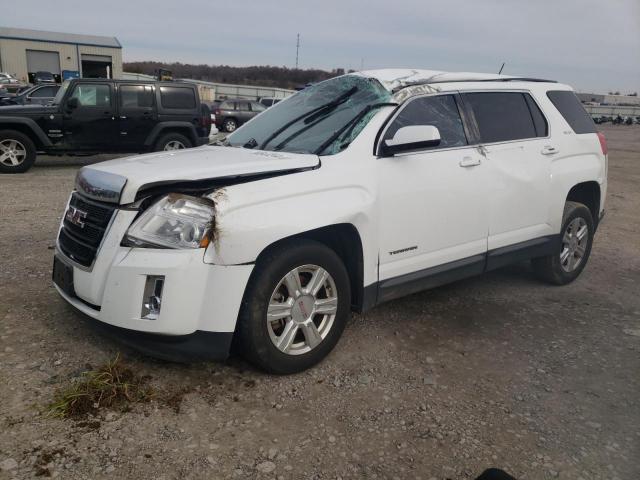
[66, 97, 79, 112]
[381, 125, 441, 156]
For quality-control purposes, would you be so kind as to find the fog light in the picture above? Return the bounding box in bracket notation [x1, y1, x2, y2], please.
[141, 275, 164, 320]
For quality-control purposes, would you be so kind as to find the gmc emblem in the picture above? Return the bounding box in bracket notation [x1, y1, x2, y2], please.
[66, 205, 88, 228]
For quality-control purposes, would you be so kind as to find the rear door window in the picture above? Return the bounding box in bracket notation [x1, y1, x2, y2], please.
[463, 92, 539, 143]
[159, 86, 196, 109]
[237, 102, 250, 111]
[383, 94, 468, 149]
[546, 90, 596, 134]
[120, 85, 154, 109]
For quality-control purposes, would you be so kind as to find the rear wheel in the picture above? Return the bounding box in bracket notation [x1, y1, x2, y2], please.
[222, 118, 237, 133]
[237, 240, 351, 374]
[154, 132, 192, 151]
[0, 130, 36, 173]
[532, 201, 594, 285]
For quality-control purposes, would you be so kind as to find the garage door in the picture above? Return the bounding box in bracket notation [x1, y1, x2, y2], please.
[81, 54, 112, 63]
[81, 54, 113, 79]
[26, 50, 61, 74]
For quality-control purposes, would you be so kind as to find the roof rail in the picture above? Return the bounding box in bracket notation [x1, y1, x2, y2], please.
[392, 76, 557, 93]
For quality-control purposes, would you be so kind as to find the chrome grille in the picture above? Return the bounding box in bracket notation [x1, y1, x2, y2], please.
[57, 192, 117, 268]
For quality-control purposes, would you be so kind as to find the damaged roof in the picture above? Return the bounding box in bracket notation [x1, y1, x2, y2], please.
[358, 69, 555, 92]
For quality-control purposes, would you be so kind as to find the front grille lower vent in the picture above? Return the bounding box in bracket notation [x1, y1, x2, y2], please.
[57, 192, 117, 268]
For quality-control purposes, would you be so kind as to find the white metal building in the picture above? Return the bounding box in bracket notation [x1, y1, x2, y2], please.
[178, 78, 295, 103]
[0, 27, 122, 83]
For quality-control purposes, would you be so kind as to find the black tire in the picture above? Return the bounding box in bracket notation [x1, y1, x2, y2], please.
[222, 118, 238, 133]
[532, 201, 594, 285]
[0, 130, 37, 174]
[237, 239, 351, 374]
[153, 132, 193, 152]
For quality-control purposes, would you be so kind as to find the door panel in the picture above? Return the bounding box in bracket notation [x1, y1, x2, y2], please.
[378, 147, 489, 281]
[461, 91, 553, 250]
[117, 84, 156, 149]
[64, 83, 118, 150]
[377, 93, 489, 282]
[483, 140, 552, 249]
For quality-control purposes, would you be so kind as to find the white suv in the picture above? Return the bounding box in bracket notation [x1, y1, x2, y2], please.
[53, 69, 607, 373]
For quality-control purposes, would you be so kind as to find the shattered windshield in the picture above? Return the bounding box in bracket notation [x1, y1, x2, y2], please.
[226, 75, 392, 155]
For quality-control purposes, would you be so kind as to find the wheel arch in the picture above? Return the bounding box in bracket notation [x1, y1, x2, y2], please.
[144, 122, 198, 148]
[566, 181, 601, 227]
[0, 119, 50, 149]
[252, 223, 366, 313]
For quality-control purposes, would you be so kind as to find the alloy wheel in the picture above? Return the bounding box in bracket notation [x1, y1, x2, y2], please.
[0, 139, 27, 166]
[267, 264, 338, 355]
[164, 140, 186, 151]
[560, 217, 588, 272]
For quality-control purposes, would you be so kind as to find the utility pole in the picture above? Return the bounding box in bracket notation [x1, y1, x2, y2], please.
[295, 34, 300, 69]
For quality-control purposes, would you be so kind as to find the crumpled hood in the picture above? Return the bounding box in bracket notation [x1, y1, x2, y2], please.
[80, 145, 320, 204]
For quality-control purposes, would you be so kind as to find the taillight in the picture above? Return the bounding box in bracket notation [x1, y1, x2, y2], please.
[597, 131, 608, 155]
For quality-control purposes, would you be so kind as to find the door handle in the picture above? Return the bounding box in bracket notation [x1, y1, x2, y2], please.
[459, 156, 481, 168]
[119, 116, 127, 119]
[541, 145, 559, 155]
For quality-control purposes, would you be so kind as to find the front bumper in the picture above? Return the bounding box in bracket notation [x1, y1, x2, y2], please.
[54, 234, 254, 360]
[55, 283, 232, 361]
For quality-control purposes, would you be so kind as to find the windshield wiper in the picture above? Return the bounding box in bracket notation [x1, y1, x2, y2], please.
[314, 102, 397, 155]
[272, 113, 335, 151]
[259, 86, 358, 151]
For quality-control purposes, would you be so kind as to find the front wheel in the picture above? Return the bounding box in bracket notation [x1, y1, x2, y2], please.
[0, 130, 37, 173]
[237, 240, 351, 374]
[532, 201, 594, 285]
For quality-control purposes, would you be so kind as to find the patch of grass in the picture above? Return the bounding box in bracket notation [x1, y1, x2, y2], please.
[47, 354, 153, 419]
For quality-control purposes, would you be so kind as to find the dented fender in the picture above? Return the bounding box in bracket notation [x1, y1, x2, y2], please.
[201, 153, 380, 288]
[203, 175, 375, 265]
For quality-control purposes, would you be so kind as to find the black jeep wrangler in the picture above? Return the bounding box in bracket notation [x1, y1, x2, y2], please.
[0, 79, 211, 173]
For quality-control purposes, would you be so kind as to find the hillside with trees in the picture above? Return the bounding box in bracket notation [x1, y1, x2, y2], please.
[123, 62, 348, 89]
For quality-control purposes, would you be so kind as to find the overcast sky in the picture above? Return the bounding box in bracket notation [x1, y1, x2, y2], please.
[5, 0, 639, 93]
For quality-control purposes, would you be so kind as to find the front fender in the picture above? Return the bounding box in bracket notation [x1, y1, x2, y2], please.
[0, 116, 52, 146]
[202, 166, 378, 285]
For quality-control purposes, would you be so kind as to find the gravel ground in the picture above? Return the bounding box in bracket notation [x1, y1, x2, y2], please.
[1, 125, 639, 480]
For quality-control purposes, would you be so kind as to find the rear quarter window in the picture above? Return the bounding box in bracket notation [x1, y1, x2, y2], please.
[159, 86, 196, 109]
[546, 90, 596, 134]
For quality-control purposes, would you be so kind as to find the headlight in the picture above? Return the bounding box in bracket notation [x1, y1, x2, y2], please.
[125, 194, 215, 249]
